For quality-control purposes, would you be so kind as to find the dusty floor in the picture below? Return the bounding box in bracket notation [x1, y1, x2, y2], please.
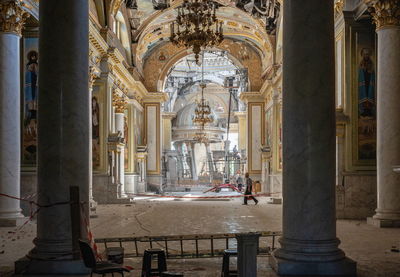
[1, 196, 399, 276]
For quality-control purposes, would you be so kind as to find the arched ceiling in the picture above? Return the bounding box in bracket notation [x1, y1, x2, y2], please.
[131, 0, 274, 71]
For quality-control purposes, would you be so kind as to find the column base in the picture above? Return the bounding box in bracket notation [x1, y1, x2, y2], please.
[0, 216, 26, 227]
[269, 254, 357, 276]
[15, 256, 90, 275]
[367, 217, 400, 228]
[89, 199, 98, 218]
[267, 197, 282, 204]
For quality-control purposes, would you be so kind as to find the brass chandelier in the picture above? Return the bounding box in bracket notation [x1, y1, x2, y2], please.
[193, 125, 209, 143]
[192, 52, 213, 143]
[170, 0, 224, 63]
[192, 53, 213, 126]
[192, 84, 213, 125]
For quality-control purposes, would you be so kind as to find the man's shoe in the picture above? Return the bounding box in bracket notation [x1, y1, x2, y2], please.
[255, 201, 259, 205]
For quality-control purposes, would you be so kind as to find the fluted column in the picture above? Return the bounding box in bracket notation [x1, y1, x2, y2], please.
[16, 0, 90, 274]
[270, 1, 356, 275]
[368, 0, 400, 227]
[0, 0, 27, 226]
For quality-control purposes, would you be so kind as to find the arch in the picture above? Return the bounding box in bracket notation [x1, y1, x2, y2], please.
[156, 46, 248, 93]
[135, 5, 273, 70]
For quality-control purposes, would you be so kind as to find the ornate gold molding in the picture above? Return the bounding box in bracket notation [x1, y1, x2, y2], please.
[110, 0, 124, 16]
[369, 0, 400, 30]
[113, 90, 128, 113]
[0, 0, 28, 35]
[89, 66, 100, 89]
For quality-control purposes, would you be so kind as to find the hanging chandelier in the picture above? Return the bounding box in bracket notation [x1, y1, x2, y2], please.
[192, 53, 214, 126]
[193, 126, 209, 143]
[192, 84, 214, 125]
[170, 0, 224, 63]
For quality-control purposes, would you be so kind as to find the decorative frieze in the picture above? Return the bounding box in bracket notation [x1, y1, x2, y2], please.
[0, 0, 28, 35]
[113, 90, 128, 113]
[369, 0, 400, 30]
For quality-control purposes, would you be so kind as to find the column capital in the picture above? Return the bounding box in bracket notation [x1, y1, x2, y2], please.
[369, 0, 400, 30]
[112, 89, 128, 113]
[0, 0, 28, 35]
[89, 66, 100, 89]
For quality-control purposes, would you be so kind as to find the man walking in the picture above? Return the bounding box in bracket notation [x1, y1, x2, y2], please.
[243, 172, 258, 205]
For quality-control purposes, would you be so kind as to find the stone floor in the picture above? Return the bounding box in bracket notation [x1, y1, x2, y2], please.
[1, 196, 400, 276]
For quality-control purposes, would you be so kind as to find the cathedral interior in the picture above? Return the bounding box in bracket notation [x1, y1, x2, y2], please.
[0, 0, 400, 276]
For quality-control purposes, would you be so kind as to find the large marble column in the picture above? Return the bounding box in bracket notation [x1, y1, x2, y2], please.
[234, 111, 247, 154]
[270, 1, 356, 275]
[368, 0, 400, 227]
[174, 141, 184, 180]
[162, 112, 176, 150]
[16, 0, 90, 273]
[205, 142, 215, 182]
[187, 142, 198, 181]
[0, 0, 27, 226]
[112, 90, 128, 198]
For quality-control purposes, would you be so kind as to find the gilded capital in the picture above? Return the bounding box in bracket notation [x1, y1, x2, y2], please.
[0, 0, 28, 35]
[89, 66, 100, 89]
[334, 0, 345, 16]
[370, 0, 400, 30]
[113, 90, 128, 113]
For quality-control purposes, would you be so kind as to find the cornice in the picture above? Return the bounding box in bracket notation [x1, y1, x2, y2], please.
[239, 91, 264, 103]
[143, 92, 169, 103]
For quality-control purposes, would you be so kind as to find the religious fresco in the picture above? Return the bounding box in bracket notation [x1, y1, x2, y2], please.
[92, 96, 101, 168]
[356, 38, 376, 161]
[22, 37, 39, 165]
[124, 112, 129, 169]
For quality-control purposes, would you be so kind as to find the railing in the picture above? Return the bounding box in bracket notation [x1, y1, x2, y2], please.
[95, 231, 282, 259]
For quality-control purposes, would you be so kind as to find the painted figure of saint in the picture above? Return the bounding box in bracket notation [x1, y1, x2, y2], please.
[358, 48, 376, 160]
[124, 115, 129, 169]
[92, 96, 100, 167]
[23, 50, 39, 162]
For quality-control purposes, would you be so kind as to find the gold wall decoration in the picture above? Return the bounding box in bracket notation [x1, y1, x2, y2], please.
[110, 0, 124, 16]
[112, 90, 128, 113]
[0, 0, 29, 35]
[370, 0, 400, 30]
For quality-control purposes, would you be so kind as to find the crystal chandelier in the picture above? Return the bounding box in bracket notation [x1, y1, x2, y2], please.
[170, 0, 224, 63]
